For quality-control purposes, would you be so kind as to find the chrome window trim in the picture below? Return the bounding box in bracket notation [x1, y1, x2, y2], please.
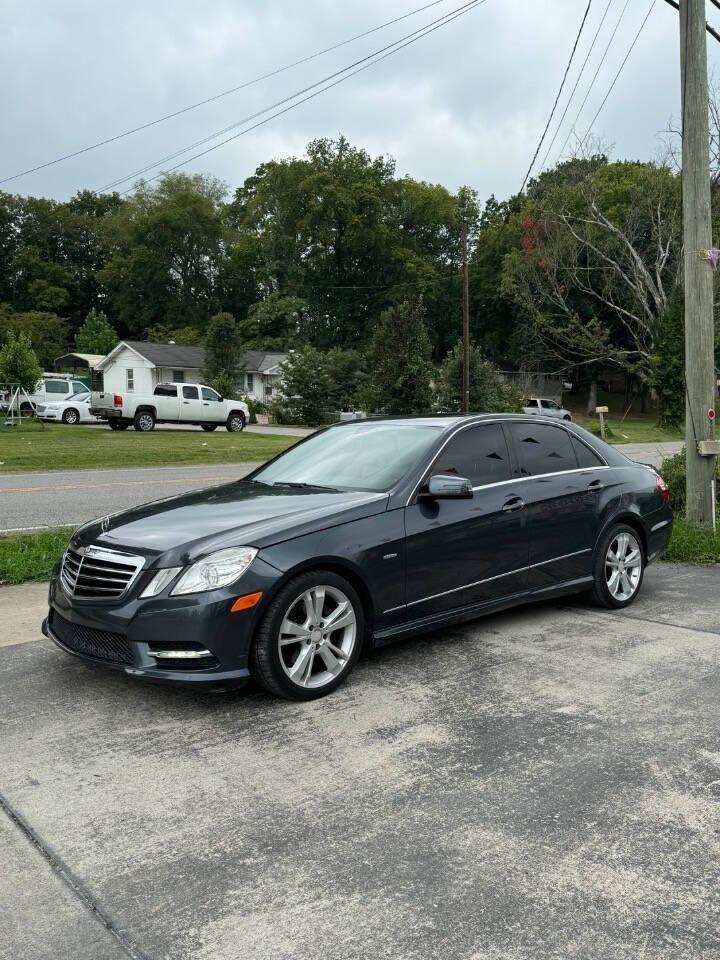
[383, 547, 592, 613]
[405, 417, 609, 506]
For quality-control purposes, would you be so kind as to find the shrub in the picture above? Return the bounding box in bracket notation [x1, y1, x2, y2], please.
[659, 448, 720, 516]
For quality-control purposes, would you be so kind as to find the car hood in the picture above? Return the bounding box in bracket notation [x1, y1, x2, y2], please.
[76, 481, 389, 565]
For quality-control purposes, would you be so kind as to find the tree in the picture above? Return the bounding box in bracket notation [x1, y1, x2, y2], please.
[203, 312, 242, 394]
[278, 346, 335, 425]
[360, 299, 433, 415]
[74, 308, 117, 355]
[0, 331, 42, 392]
[0, 304, 68, 368]
[505, 161, 682, 391]
[99, 173, 227, 334]
[652, 291, 685, 426]
[436, 339, 524, 413]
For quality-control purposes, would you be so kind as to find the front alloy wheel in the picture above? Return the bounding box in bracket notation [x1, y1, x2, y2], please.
[226, 412, 245, 432]
[589, 523, 644, 608]
[251, 571, 363, 699]
[62, 408, 79, 424]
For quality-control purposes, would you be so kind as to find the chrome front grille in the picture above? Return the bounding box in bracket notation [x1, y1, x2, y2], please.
[61, 543, 145, 601]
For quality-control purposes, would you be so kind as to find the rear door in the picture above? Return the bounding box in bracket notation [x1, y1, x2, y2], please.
[180, 384, 203, 422]
[403, 422, 529, 616]
[506, 421, 607, 589]
[152, 384, 180, 420]
[201, 386, 225, 423]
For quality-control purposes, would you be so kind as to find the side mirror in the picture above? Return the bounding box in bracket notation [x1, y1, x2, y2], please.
[217, 395, 224, 402]
[425, 474, 474, 499]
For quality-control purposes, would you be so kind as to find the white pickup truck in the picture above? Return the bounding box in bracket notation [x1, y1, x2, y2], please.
[90, 382, 249, 432]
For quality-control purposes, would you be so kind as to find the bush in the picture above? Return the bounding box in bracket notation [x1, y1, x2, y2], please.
[436, 339, 524, 413]
[659, 448, 720, 516]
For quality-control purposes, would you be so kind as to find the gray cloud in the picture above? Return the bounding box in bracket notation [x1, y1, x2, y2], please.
[0, 0, 712, 202]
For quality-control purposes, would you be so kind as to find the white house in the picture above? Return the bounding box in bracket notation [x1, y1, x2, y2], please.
[93, 341, 206, 395]
[94, 341, 287, 402]
[239, 351, 287, 403]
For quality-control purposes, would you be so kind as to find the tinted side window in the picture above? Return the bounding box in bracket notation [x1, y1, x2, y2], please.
[182, 385, 199, 400]
[434, 424, 511, 487]
[571, 435, 604, 468]
[201, 387, 220, 401]
[510, 423, 576, 477]
[154, 384, 178, 397]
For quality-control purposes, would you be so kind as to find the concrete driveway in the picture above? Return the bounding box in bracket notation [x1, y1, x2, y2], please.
[1, 561, 719, 960]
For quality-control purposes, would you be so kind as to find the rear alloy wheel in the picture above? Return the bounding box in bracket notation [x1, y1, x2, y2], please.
[589, 523, 644, 609]
[251, 571, 364, 700]
[133, 410, 155, 432]
[201, 424, 218, 432]
[226, 412, 245, 432]
[62, 407, 79, 425]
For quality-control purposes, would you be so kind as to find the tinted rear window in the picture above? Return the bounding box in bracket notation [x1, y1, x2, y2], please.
[571, 435, 604, 468]
[434, 423, 511, 486]
[509, 422, 576, 477]
[154, 384, 178, 397]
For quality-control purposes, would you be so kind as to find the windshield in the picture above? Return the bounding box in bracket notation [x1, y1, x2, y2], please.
[253, 422, 441, 492]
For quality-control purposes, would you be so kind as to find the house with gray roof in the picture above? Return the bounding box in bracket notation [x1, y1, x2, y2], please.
[94, 340, 287, 401]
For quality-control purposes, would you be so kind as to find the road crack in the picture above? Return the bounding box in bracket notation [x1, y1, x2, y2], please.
[0, 790, 152, 960]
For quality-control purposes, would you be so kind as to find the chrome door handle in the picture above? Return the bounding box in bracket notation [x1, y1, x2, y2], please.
[502, 496, 525, 513]
[588, 479, 604, 492]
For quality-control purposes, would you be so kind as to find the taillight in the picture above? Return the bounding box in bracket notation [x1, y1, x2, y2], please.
[656, 475, 670, 503]
[113, 394, 123, 408]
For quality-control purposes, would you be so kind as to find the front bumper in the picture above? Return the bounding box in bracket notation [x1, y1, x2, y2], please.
[45, 555, 283, 688]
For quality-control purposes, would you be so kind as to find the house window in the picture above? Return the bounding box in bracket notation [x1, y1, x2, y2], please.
[172, 370, 185, 383]
[126, 369, 134, 391]
[246, 373, 254, 391]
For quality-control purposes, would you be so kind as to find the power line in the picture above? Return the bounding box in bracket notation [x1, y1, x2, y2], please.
[660, 0, 720, 44]
[103, 0, 489, 195]
[538, 0, 615, 172]
[578, 0, 655, 148]
[519, 0, 593, 193]
[554, 0, 631, 164]
[0, 0, 456, 186]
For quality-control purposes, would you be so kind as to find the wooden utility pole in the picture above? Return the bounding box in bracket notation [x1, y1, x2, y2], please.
[461, 224, 470, 414]
[680, 0, 717, 524]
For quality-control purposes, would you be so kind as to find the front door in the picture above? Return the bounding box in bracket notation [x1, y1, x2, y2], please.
[180, 384, 203, 422]
[201, 386, 225, 423]
[404, 422, 529, 617]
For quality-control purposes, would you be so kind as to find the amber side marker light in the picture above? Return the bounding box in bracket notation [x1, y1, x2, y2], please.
[231, 591, 263, 613]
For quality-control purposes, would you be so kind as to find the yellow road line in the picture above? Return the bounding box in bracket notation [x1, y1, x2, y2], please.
[0, 475, 239, 495]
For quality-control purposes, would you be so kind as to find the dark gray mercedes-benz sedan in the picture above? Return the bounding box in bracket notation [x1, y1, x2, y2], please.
[44, 415, 672, 700]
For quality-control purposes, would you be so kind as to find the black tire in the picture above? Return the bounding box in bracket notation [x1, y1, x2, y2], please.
[588, 522, 645, 609]
[250, 570, 365, 701]
[133, 410, 155, 432]
[226, 411, 246, 433]
[201, 424, 218, 432]
[62, 407, 80, 425]
[563, 414, 572, 421]
[108, 420, 130, 431]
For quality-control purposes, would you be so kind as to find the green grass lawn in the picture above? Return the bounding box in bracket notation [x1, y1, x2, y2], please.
[0, 527, 73, 585]
[574, 415, 684, 445]
[0, 421, 296, 473]
[662, 516, 720, 565]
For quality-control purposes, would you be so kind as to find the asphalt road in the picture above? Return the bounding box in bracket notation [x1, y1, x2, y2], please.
[1, 562, 719, 959]
[0, 441, 683, 534]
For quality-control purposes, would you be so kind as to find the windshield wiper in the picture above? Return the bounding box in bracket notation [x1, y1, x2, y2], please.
[272, 481, 340, 492]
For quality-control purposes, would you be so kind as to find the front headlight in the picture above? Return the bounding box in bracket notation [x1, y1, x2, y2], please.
[170, 546, 258, 596]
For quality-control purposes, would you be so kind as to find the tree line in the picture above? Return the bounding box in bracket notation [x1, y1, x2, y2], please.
[1, 133, 718, 422]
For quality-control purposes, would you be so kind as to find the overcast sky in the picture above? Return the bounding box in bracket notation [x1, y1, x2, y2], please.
[1, 0, 715, 204]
